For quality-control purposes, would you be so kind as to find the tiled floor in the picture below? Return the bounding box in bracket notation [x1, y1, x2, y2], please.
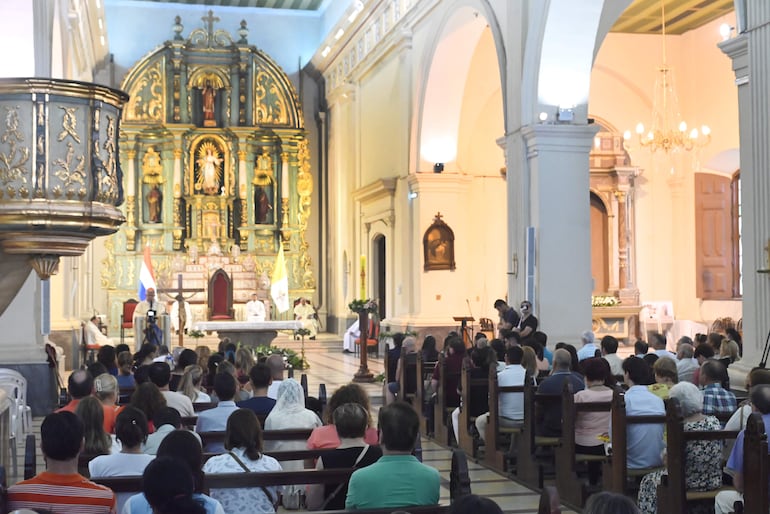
[17, 333, 580, 513]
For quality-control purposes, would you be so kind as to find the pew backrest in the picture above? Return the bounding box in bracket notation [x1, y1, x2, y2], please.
[742, 412, 770, 513]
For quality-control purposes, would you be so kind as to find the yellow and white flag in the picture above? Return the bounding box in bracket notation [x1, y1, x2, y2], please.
[271, 241, 290, 313]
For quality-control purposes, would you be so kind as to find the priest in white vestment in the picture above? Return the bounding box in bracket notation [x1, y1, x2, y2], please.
[342, 319, 359, 354]
[85, 316, 115, 346]
[293, 297, 319, 339]
[246, 293, 266, 322]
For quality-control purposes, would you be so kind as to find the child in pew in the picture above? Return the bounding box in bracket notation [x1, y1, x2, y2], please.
[637, 382, 722, 514]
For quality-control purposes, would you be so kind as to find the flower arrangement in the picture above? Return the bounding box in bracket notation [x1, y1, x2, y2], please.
[188, 329, 205, 339]
[592, 295, 619, 307]
[294, 328, 311, 338]
[348, 298, 378, 314]
[244, 344, 308, 370]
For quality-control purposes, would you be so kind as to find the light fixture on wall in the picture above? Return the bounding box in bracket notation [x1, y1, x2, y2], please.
[623, 0, 710, 154]
[433, 163, 444, 173]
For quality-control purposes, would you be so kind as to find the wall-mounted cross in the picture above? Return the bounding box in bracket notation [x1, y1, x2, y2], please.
[159, 273, 204, 348]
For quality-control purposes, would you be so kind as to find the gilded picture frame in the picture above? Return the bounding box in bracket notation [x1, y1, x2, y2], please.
[423, 213, 456, 271]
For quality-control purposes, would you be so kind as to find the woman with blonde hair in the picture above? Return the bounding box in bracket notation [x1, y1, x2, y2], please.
[94, 373, 121, 433]
[235, 347, 256, 396]
[720, 338, 741, 366]
[179, 364, 211, 403]
[521, 346, 539, 384]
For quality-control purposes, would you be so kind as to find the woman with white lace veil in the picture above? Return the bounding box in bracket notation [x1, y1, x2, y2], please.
[264, 378, 322, 508]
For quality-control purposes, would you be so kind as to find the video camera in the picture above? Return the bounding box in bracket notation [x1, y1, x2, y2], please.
[146, 309, 157, 325]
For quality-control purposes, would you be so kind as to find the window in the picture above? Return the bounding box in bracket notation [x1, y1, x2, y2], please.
[694, 172, 741, 299]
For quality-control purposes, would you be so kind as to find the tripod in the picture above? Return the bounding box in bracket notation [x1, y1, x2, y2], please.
[143, 320, 162, 347]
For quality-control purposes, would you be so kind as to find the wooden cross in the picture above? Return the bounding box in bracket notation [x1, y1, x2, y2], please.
[159, 273, 204, 348]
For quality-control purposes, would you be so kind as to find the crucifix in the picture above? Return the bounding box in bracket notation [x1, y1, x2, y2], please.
[202, 10, 220, 47]
[159, 273, 204, 348]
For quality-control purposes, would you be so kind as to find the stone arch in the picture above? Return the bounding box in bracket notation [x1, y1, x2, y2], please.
[415, 0, 506, 172]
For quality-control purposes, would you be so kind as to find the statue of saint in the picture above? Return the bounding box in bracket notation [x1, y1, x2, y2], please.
[147, 185, 162, 223]
[254, 186, 272, 223]
[202, 81, 216, 121]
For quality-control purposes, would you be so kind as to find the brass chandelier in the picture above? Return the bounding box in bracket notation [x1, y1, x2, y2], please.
[623, 0, 711, 154]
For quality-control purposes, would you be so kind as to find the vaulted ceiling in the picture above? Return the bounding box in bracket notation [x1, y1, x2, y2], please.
[127, 0, 324, 10]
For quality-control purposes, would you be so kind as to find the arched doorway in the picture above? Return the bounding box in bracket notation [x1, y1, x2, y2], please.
[372, 234, 386, 319]
[590, 192, 609, 294]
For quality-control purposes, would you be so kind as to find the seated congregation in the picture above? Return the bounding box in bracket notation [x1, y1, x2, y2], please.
[383, 322, 763, 514]
[2, 338, 481, 514]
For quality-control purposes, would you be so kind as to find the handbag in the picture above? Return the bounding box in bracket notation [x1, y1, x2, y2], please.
[228, 451, 279, 510]
[319, 445, 370, 510]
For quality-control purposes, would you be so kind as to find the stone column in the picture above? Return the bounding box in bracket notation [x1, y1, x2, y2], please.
[520, 124, 598, 345]
[720, 20, 760, 385]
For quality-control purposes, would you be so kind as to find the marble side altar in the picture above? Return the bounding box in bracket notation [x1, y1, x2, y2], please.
[193, 320, 303, 346]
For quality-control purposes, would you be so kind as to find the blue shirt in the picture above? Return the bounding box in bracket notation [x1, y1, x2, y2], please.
[622, 385, 665, 469]
[123, 492, 224, 514]
[577, 343, 599, 361]
[726, 412, 770, 482]
[195, 401, 239, 452]
[702, 383, 737, 419]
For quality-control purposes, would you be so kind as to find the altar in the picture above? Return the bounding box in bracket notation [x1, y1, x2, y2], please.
[193, 320, 303, 347]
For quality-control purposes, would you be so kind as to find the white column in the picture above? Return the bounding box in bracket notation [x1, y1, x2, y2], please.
[521, 124, 599, 345]
[720, 4, 766, 385]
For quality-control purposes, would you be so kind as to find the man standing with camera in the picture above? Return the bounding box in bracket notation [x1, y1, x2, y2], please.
[134, 288, 167, 346]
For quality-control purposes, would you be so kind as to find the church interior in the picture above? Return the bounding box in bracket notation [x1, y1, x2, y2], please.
[0, 0, 768, 510]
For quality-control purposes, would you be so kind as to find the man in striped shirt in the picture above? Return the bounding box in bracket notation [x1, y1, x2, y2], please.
[8, 411, 116, 513]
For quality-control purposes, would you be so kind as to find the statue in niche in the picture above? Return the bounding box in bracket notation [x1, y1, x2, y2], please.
[202, 80, 216, 126]
[147, 185, 163, 223]
[254, 185, 273, 224]
[195, 141, 223, 195]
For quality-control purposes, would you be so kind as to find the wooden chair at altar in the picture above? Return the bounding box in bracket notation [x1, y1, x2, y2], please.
[120, 298, 138, 343]
[208, 269, 234, 320]
[479, 318, 495, 340]
[355, 317, 380, 357]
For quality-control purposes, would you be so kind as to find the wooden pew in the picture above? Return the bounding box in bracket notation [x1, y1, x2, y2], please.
[415, 353, 437, 435]
[602, 389, 666, 495]
[733, 412, 769, 514]
[483, 365, 525, 473]
[23, 434, 35, 480]
[0, 465, 7, 514]
[515, 383, 561, 489]
[655, 397, 738, 513]
[554, 382, 611, 508]
[193, 401, 216, 412]
[93, 448, 472, 511]
[398, 347, 419, 404]
[433, 353, 461, 446]
[457, 359, 489, 458]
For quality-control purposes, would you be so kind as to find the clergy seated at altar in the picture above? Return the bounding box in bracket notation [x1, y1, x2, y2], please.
[246, 293, 266, 322]
[170, 297, 193, 334]
[85, 316, 115, 346]
[294, 297, 318, 339]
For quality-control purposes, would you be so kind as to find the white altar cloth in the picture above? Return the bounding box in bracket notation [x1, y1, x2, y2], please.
[193, 320, 303, 346]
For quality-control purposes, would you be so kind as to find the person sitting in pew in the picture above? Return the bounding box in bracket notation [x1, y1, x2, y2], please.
[536, 348, 585, 436]
[637, 382, 723, 514]
[203, 408, 283, 513]
[308, 383, 379, 449]
[306, 403, 383, 510]
[237, 362, 277, 417]
[345, 402, 440, 510]
[138, 457, 207, 514]
[196, 372, 240, 453]
[574, 357, 614, 485]
[475, 345, 527, 443]
[8, 412, 117, 513]
[126, 430, 223, 514]
[618, 357, 665, 470]
[386, 336, 418, 405]
[714, 384, 770, 514]
[700, 359, 737, 419]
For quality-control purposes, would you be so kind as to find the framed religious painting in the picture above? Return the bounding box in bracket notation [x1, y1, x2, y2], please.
[423, 213, 456, 271]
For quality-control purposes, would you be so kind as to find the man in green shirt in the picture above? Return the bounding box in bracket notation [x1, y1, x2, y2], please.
[345, 402, 440, 509]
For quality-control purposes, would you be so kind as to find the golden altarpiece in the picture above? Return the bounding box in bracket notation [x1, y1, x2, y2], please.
[102, 13, 315, 331]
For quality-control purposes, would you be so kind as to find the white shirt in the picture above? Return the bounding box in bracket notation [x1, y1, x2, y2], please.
[161, 390, 195, 417]
[246, 299, 266, 322]
[89, 452, 155, 514]
[602, 353, 624, 376]
[498, 364, 527, 420]
[85, 320, 114, 346]
[267, 379, 283, 400]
